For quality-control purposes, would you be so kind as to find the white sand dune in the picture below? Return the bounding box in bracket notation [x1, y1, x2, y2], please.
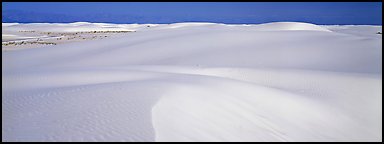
[251, 22, 332, 32]
[2, 22, 382, 142]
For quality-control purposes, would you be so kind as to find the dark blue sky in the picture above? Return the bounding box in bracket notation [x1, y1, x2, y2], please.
[2, 2, 382, 25]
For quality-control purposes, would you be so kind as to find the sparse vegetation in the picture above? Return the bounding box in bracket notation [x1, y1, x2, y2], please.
[2, 41, 56, 46]
[19, 30, 36, 32]
[3, 30, 134, 48]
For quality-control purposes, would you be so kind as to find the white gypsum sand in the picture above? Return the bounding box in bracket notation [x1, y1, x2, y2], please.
[2, 22, 382, 142]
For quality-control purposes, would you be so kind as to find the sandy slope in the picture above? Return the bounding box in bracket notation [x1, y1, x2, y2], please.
[2, 22, 382, 142]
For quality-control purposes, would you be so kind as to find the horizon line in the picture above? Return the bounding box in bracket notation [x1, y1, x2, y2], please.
[2, 21, 383, 26]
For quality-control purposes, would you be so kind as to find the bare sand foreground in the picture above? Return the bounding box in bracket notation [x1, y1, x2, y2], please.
[2, 22, 382, 142]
